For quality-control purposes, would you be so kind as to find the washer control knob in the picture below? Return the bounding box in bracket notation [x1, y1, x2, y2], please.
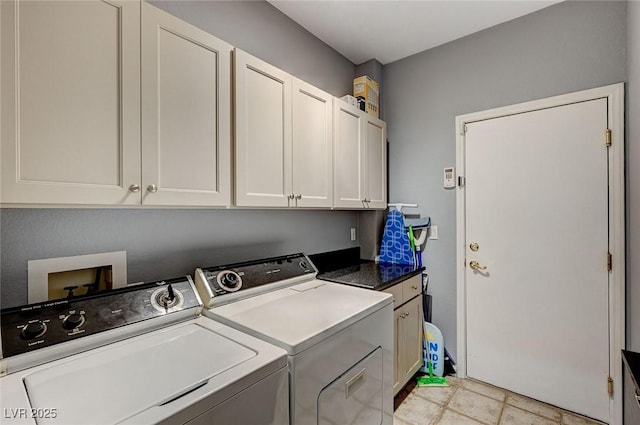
[217, 271, 242, 292]
[221, 273, 239, 288]
[63, 313, 84, 330]
[21, 321, 46, 340]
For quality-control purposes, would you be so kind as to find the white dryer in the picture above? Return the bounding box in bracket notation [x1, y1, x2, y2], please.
[195, 253, 394, 425]
[0, 276, 288, 425]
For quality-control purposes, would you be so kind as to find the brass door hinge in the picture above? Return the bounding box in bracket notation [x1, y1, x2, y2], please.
[606, 129, 612, 147]
[608, 376, 614, 397]
[607, 252, 612, 272]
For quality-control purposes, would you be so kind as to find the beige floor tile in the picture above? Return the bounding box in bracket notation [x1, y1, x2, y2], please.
[394, 416, 413, 425]
[437, 409, 486, 425]
[395, 392, 443, 425]
[505, 393, 561, 421]
[461, 379, 507, 402]
[499, 405, 559, 425]
[444, 375, 464, 387]
[561, 411, 605, 425]
[412, 383, 458, 405]
[448, 388, 503, 425]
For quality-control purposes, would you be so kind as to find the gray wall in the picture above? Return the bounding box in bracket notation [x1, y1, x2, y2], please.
[626, 1, 640, 423]
[0, 0, 358, 308]
[150, 0, 355, 97]
[383, 0, 627, 367]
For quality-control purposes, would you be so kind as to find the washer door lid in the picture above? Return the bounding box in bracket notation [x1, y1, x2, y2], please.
[23, 323, 256, 424]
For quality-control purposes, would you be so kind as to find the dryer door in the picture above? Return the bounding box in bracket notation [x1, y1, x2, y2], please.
[317, 347, 383, 425]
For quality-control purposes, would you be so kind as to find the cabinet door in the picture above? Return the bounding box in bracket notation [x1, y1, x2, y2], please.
[1, 0, 141, 205]
[401, 296, 424, 385]
[235, 49, 292, 207]
[141, 3, 231, 206]
[393, 308, 403, 395]
[292, 79, 333, 208]
[333, 101, 366, 208]
[364, 115, 387, 209]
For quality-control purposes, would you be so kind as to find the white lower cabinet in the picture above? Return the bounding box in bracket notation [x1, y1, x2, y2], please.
[333, 101, 387, 209]
[385, 275, 424, 395]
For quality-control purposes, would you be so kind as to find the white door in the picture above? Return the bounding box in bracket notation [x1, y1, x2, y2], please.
[234, 49, 292, 207]
[464, 99, 610, 421]
[292, 78, 333, 208]
[333, 101, 366, 208]
[141, 3, 232, 206]
[1, 0, 140, 205]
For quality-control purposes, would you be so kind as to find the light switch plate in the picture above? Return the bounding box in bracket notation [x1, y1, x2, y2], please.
[428, 226, 438, 240]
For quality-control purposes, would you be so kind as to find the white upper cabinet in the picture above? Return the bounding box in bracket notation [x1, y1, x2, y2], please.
[234, 52, 334, 208]
[291, 78, 334, 208]
[1, 0, 141, 205]
[333, 101, 387, 209]
[234, 49, 292, 207]
[333, 101, 366, 208]
[141, 3, 232, 206]
[1, 1, 233, 207]
[364, 114, 387, 209]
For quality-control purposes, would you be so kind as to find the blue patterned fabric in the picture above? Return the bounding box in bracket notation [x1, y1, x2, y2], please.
[379, 209, 414, 265]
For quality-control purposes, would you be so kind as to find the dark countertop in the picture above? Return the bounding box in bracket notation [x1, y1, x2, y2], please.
[622, 350, 640, 396]
[318, 261, 423, 291]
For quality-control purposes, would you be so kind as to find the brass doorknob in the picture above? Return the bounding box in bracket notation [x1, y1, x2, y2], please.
[469, 260, 487, 271]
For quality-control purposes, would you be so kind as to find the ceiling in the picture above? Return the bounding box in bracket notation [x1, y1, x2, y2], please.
[268, 1, 563, 65]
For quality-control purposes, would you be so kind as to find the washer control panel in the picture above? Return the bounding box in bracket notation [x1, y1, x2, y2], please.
[0, 277, 201, 358]
[198, 253, 316, 299]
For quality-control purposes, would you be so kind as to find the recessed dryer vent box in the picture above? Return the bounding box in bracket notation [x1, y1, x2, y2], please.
[28, 251, 127, 303]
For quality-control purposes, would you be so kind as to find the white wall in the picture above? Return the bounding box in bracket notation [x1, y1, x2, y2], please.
[383, 0, 627, 365]
[625, 0, 640, 422]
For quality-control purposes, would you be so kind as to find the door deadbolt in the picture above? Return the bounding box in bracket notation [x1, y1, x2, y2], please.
[470, 242, 479, 252]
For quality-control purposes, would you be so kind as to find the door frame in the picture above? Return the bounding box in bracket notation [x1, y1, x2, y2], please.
[455, 83, 625, 424]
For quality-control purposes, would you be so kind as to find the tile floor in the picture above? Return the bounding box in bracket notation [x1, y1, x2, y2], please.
[394, 376, 605, 425]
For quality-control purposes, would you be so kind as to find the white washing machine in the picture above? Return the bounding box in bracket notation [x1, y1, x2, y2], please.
[0, 276, 288, 425]
[194, 253, 394, 425]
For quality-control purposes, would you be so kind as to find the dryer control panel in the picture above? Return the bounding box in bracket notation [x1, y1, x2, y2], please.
[195, 253, 317, 306]
[1, 277, 201, 358]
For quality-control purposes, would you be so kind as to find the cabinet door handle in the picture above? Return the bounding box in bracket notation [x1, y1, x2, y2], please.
[295, 194, 302, 200]
[147, 184, 158, 193]
[129, 184, 141, 193]
[411, 285, 418, 290]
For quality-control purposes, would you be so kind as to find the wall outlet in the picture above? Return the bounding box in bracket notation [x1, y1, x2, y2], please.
[350, 228, 357, 241]
[428, 225, 438, 240]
